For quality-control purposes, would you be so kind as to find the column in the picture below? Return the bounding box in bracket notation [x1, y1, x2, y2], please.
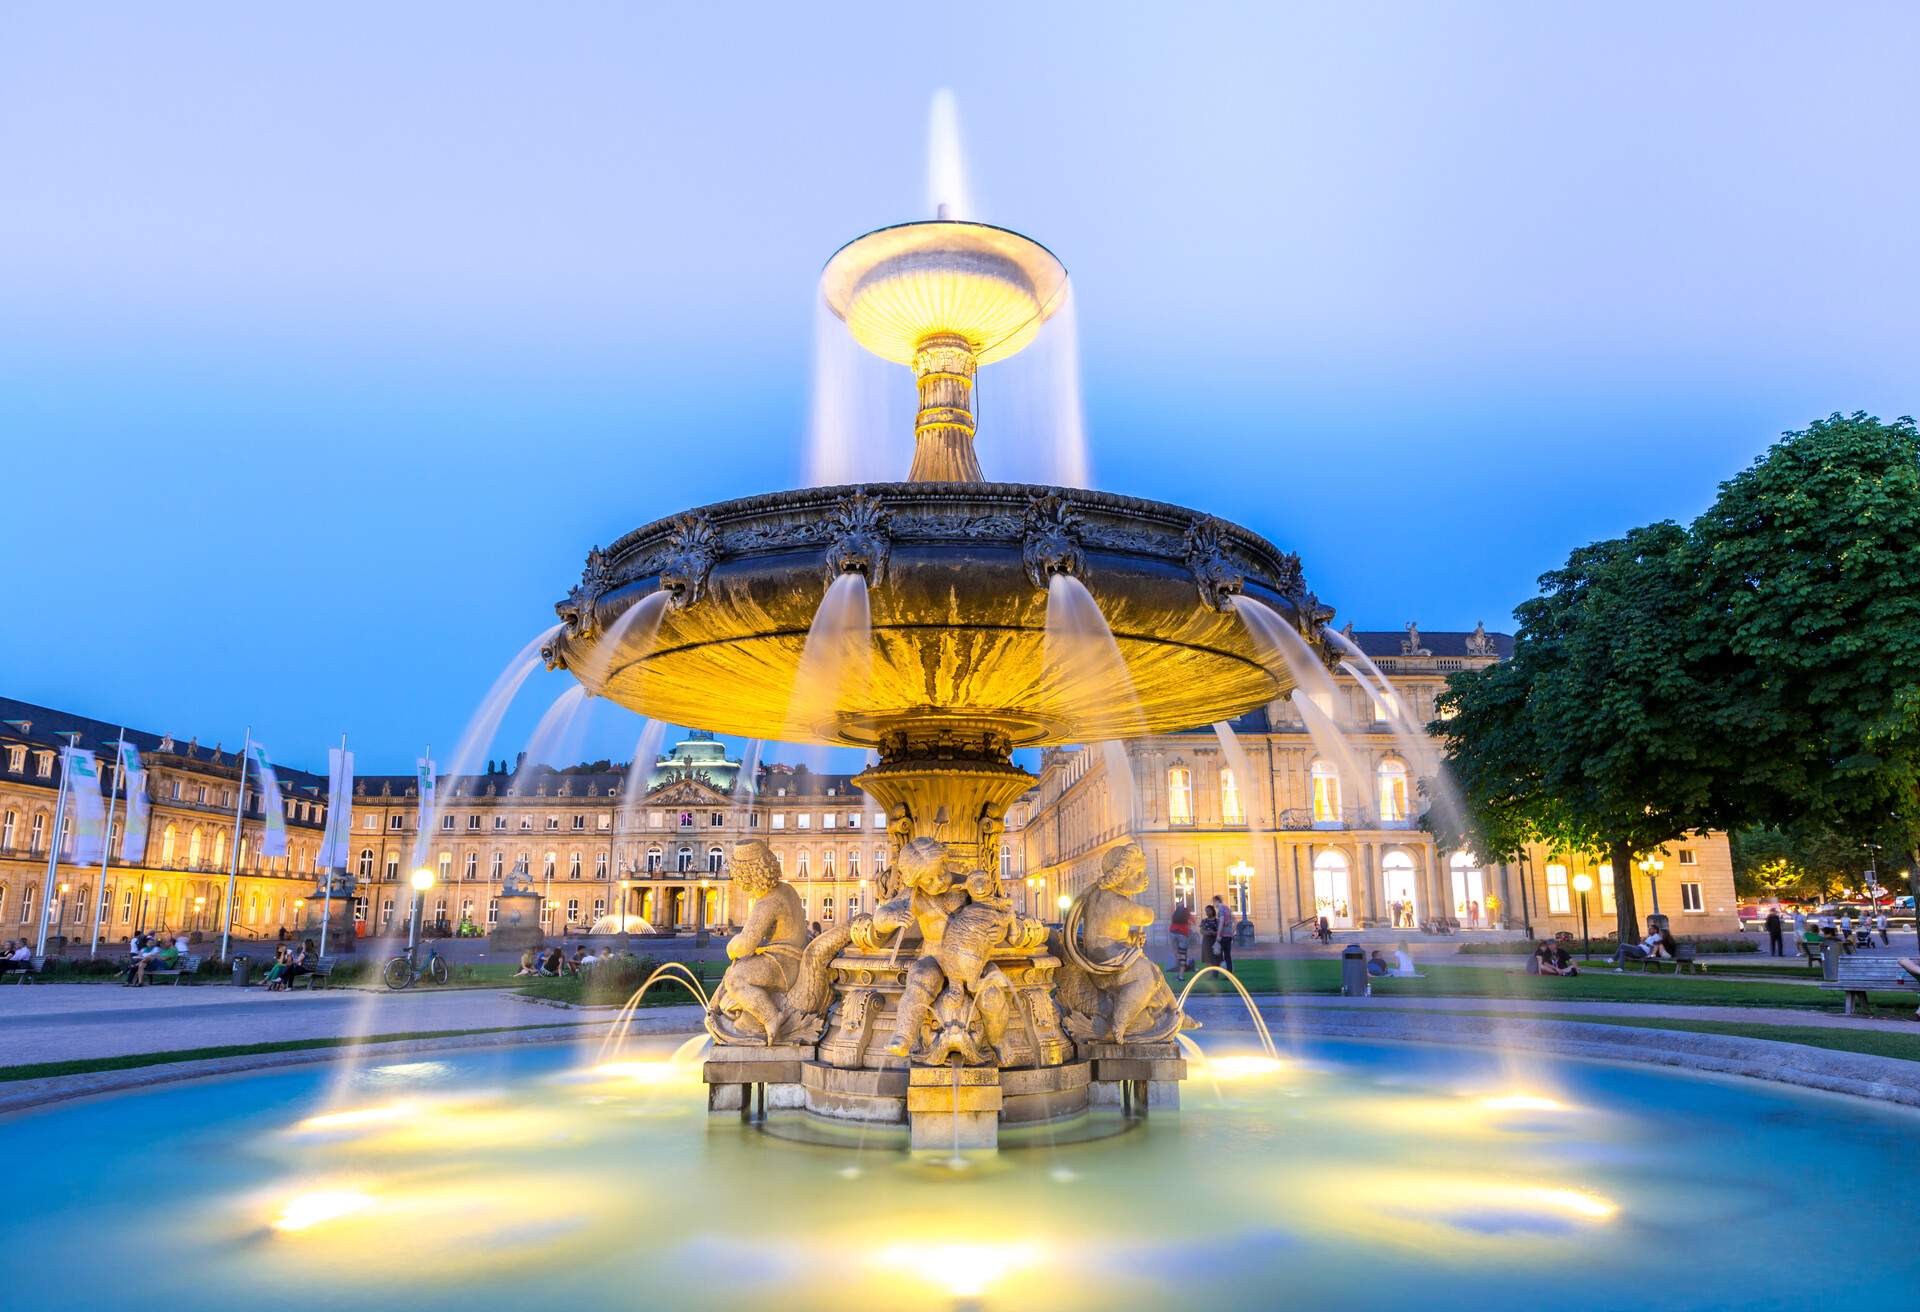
[1361, 843, 1379, 924]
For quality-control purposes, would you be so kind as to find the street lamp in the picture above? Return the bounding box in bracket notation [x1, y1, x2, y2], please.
[56, 882, 69, 937]
[193, 894, 206, 933]
[1572, 873, 1594, 963]
[137, 880, 154, 935]
[1638, 855, 1665, 917]
[408, 867, 435, 953]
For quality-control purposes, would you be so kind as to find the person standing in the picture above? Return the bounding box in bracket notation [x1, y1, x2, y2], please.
[1764, 906, 1784, 957]
[1213, 894, 1236, 972]
[1199, 902, 1219, 969]
[1791, 906, 1806, 941]
[1876, 910, 1890, 946]
[1168, 900, 1193, 976]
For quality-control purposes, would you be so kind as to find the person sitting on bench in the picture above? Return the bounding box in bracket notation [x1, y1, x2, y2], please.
[0, 940, 32, 979]
[1610, 927, 1674, 971]
[281, 939, 319, 989]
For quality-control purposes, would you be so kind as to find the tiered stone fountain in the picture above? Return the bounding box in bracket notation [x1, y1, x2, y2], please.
[543, 215, 1334, 1149]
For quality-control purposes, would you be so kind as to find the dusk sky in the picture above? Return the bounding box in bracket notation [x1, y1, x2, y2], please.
[2, 3, 1915, 774]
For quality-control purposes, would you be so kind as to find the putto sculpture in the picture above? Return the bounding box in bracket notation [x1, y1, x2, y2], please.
[1054, 843, 1192, 1044]
[706, 840, 848, 1046]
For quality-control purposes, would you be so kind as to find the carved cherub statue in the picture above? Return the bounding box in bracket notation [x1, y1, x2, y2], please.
[707, 840, 848, 1046]
[1052, 842, 1190, 1044]
[877, 837, 1015, 1063]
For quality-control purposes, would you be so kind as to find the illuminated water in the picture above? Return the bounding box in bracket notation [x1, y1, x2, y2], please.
[5, 1037, 1911, 1311]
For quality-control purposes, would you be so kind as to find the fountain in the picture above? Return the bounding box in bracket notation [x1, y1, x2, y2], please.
[541, 212, 1339, 1149]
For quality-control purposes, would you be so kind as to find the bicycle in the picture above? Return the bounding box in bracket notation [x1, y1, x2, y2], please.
[383, 942, 451, 990]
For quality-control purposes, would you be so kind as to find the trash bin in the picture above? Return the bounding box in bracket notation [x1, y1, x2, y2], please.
[1340, 943, 1370, 997]
[231, 955, 253, 988]
[1236, 919, 1253, 946]
[1820, 941, 1842, 982]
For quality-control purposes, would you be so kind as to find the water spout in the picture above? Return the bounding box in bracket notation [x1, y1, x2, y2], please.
[1230, 596, 1373, 819]
[787, 572, 873, 740]
[517, 684, 592, 786]
[1174, 965, 1278, 1061]
[615, 718, 670, 849]
[927, 88, 971, 221]
[1044, 574, 1143, 737]
[597, 963, 714, 1063]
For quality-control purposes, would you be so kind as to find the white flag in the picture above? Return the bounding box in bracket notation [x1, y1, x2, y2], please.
[413, 756, 437, 865]
[118, 741, 150, 862]
[317, 746, 355, 870]
[250, 744, 288, 858]
[63, 747, 106, 866]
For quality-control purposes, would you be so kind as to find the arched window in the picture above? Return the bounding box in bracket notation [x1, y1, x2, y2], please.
[465, 852, 479, 879]
[160, 823, 177, 865]
[677, 846, 693, 873]
[1381, 848, 1418, 928]
[1171, 864, 1196, 908]
[358, 848, 374, 878]
[1377, 759, 1409, 823]
[2, 810, 15, 848]
[385, 852, 400, 880]
[646, 846, 662, 872]
[569, 851, 582, 879]
[187, 828, 203, 867]
[1310, 761, 1341, 824]
[1167, 766, 1194, 825]
[707, 846, 723, 873]
[595, 851, 609, 878]
[822, 848, 835, 876]
[1450, 851, 1488, 922]
[796, 848, 810, 877]
[543, 852, 556, 880]
[1312, 849, 1352, 926]
[848, 849, 861, 879]
[212, 829, 228, 867]
[1220, 768, 1243, 824]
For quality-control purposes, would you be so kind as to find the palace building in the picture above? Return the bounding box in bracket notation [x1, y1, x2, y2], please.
[0, 625, 1737, 950]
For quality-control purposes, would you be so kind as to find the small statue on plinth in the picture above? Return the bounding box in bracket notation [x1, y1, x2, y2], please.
[1054, 843, 1191, 1044]
[707, 840, 848, 1046]
[876, 837, 1025, 1065]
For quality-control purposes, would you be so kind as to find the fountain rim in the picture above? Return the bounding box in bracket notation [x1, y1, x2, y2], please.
[819, 217, 1068, 284]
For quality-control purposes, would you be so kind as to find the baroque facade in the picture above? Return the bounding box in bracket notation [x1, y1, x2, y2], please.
[1013, 627, 1739, 939]
[0, 626, 1737, 951]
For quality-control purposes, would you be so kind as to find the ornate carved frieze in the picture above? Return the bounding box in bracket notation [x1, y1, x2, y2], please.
[1021, 493, 1086, 589]
[1183, 516, 1245, 612]
[658, 512, 721, 610]
[822, 488, 893, 588]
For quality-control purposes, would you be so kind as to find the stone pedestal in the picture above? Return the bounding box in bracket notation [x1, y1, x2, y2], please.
[801, 1061, 908, 1123]
[703, 1043, 815, 1118]
[907, 1065, 1002, 1151]
[1001, 1060, 1091, 1123]
[1086, 1040, 1186, 1113]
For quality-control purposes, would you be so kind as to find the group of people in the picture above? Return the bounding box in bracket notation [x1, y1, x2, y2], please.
[1761, 906, 1892, 957]
[0, 940, 36, 980]
[514, 944, 614, 978]
[1527, 940, 1580, 976]
[119, 931, 187, 985]
[1165, 895, 1240, 975]
[259, 939, 321, 990]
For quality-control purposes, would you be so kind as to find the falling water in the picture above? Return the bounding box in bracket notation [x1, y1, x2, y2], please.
[1099, 740, 1136, 833]
[1230, 596, 1373, 816]
[787, 573, 873, 740]
[584, 590, 671, 689]
[805, 297, 910, 487]
[1323, 626, 1468, 838]
[598, 962, 714, 1062]
[980, 285, 1091, 488]
[517, 684, 593, 784]
[927, 87, 971, 220]
[615, 718, 670, 861]
[413, 626, 557, 860]
[1045, 575, 1142, 734]
[1212, 722, 1262, 828]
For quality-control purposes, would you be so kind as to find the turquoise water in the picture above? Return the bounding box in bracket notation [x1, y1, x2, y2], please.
[3, 1036, 1913, 1311]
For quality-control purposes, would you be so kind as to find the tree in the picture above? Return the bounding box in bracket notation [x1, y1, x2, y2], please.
[1691, 413, 1920, 914]
[1437, 522, 1728, 940]
[1729, 823, 1877, 902]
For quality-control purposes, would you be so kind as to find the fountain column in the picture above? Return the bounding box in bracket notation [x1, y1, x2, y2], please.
[908, 335, 982, 481]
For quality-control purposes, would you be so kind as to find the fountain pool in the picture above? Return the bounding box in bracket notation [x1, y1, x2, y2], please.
[5, 1035, 1913, 1310]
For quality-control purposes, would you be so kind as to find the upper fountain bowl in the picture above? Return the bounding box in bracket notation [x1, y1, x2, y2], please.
[543, 483, 1333, 748]
[821, 221, 1069, 366]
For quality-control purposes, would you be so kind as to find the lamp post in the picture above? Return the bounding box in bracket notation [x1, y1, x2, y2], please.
[408, 867, 435, 954]
[617, 873, 632, 952]
[137, 880, 154, 935]
[1572, 873, 1594, 964]
[1638, 856, 1665, 917]
[193, 894, 206, 933]
[1228, 860, 1254, 938]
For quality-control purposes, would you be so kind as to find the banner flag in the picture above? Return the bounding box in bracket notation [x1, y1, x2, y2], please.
[118, 741, 150, 862]
[63, 747, 106, 866]
[317, 746, 355, 870]
[413, 756, 437, 865]
[251, 744, 289, 858]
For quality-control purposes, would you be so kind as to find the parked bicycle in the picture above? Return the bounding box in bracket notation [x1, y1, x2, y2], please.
[383, 942, 451, 990]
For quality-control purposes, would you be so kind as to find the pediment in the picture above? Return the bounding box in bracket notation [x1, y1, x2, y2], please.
[648, 777, 732, 805]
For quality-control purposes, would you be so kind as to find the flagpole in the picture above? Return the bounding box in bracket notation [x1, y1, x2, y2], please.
[88, 727, 126, 960]
[35, 732, 80, 959]
[221, 726, 252, 962]
[319, 732, 346, 960]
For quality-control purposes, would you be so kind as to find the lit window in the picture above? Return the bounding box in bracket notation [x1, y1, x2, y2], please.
[1220, 769, 1243, 825]
[1171, 864, 1195, 907]
[1377, 759, 1409, 823]
[797, 849, 810, 877]
[1545, 863, 1570, 915]
[569, 852, 582, 879]
[1680, 881, 1703, 913]
[797, 814, 812, 830]
[1310, 761, 1341, 824]
[1167, 766, 1193, 825]
[1596, 863, 1616, 913]
[358, 849, 374, 878]
[822, 895, 834, 921]
[772, 814, 786, 830]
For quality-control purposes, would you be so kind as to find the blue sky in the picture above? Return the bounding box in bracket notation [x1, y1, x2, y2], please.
[1, 2, 1915, 773]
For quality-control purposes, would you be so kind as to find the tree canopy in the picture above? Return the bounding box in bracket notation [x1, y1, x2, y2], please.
[1437, 412, 1920, 934]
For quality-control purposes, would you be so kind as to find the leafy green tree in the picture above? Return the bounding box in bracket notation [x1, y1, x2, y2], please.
[1691, 413, 1920, 915]
[1437, 522, 1728, 940]
[1729, 824, 1873, 901]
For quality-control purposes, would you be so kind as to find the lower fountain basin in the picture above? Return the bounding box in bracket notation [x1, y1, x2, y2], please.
[543, 482, 1328, 746]
[6, 1035, 1912, 1311]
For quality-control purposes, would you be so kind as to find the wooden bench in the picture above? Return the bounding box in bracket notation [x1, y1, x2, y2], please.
[288, 956, 336, 990]
[1628, 943, 1703, 974]
[0, 955, 43, 984]
[1820, 957, 1920, 1016]
[145, 952, 203, 985]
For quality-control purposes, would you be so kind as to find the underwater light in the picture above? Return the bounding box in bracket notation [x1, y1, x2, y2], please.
[273, 1189, 372, 1232]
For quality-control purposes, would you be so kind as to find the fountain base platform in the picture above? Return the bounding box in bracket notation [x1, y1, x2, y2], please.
[1086, 1040, 1186, 1111]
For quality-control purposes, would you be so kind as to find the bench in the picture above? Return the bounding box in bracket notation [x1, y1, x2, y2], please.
[288, 956, 336, 990]
[1820, 957, 1920, 1017]
[145, 953, 203, 985]
[0, 955, 43, 984]
[1628, 943, 1703, 974]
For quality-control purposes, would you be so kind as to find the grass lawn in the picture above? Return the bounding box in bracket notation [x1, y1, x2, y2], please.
[1356, 1007, 1920, 1064]
[0, 1020, 593, 1084]
[515, 958, 726, 1007]
[1169, 958, 1919, 1012]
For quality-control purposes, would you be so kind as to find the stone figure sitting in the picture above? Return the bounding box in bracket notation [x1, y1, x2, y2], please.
[707, 839, 848, 1046]
[877, 837, 1016, 1064]
[1053, 842, 1190, 1044]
